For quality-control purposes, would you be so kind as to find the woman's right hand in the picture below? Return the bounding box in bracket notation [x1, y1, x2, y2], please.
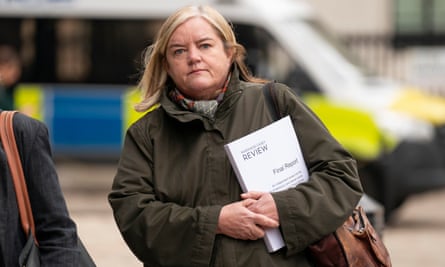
[216, 199, 279, 240]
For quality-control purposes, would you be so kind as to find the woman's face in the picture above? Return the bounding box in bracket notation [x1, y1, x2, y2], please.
[165, 17, 233, 100]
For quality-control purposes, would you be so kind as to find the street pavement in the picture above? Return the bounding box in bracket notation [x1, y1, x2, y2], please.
[56, 161, 445, 267]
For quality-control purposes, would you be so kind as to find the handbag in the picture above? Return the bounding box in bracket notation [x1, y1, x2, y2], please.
[0, 110, 96, 267]
[307, 206, 391, 267]
[261, 83, 392, 266]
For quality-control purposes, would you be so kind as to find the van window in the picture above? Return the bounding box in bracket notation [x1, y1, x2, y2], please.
[1, 17, 320, 93]
[234, 23, 320, 93]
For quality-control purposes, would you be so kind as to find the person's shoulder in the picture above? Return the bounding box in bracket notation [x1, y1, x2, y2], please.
[241, 80, 291, 90]
[239, 81, 268, 97]
[242, 81, 296, 97]
[127, 104, 162, 132]
[10, 111, 47, 136]
[12, 111, 44, 126]
[268, 81, 294, 93]
[268, 82, 301, 101]
[240, 81, 266, 90]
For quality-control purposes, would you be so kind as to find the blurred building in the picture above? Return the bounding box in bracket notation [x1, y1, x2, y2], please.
[307, 0, 445, 95]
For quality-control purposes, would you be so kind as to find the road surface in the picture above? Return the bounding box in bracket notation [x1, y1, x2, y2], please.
[57, 161, 445, 267]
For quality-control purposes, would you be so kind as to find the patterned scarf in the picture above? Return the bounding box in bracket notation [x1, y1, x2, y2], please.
[169, 75, 230, 118]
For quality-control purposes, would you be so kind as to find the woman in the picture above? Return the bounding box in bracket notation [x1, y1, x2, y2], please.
[108, 5, 363, 267]
[0, 111, 80, 266]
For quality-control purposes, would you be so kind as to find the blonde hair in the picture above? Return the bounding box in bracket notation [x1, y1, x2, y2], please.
[135, 5, 265, 112]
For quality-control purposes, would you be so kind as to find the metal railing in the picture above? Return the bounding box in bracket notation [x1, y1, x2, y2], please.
[342, 34, 445, 96]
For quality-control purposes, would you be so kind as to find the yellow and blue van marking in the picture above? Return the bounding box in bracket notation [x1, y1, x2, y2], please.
[14, 84, 145, 158]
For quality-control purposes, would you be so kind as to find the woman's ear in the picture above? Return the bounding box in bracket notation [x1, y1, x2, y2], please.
[226, 46, 235, 63]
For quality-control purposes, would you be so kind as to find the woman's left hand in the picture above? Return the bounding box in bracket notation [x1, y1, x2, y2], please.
[241, 191, 280, 224]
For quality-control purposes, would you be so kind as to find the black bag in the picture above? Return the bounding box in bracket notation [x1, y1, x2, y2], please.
[0, 111, 96, 267]
[78, 239, 96, 267]
[18, 235, 96, 267]
[18, 232, 40, 267]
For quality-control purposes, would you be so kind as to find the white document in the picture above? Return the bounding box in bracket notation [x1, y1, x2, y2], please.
[224, 115, 309, 252]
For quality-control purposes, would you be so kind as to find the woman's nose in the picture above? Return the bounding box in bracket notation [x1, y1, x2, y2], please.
[187, 46, 201, 63]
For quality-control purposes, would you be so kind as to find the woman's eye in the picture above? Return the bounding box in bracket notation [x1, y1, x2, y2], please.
[174, 49, 185, 55]
[201, 43, 211, 49]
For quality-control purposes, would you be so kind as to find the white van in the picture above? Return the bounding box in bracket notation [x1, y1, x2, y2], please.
[1, 0, 445, 219]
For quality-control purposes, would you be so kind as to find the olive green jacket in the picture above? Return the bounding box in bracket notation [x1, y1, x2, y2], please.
[108, 71, 363, 267]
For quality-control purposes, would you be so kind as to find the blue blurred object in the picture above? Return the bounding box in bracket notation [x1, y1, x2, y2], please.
[48, 86, 124, 158]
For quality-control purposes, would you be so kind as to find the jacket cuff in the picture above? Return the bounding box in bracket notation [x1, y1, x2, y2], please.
[191, 205, 222, 266]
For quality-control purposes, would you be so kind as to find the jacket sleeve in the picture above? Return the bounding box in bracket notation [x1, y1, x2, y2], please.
[14, 113, 80, 266]
[269, 84, 363, 255]
[108, 119, 220, 267]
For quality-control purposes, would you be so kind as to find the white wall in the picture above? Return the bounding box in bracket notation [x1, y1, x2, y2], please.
[306, 0, 392, 35]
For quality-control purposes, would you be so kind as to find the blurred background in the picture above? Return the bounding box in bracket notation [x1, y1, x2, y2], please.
[1, 0, 445, 266]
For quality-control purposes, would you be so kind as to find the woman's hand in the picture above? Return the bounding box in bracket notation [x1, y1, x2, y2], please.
[241, 191, 279, 223]
[217, 199, 279, 240]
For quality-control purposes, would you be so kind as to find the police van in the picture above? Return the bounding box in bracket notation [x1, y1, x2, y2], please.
[1, 0, 445, 219]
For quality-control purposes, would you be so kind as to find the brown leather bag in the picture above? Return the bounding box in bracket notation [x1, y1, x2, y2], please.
[307, 206, 392, 267]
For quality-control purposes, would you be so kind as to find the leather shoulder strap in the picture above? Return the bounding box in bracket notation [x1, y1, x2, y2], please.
[0, 111, 37, 243]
